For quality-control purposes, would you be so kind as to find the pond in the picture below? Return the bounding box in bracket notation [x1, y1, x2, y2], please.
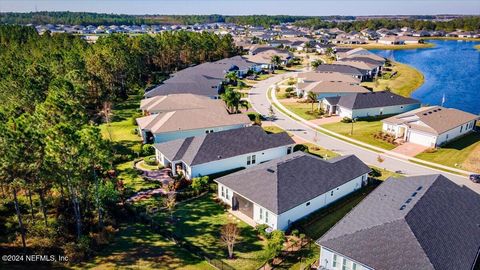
[371, 39, 480, 114]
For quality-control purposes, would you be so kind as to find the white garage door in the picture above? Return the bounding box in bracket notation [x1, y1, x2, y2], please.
[408, 131, 435, 147]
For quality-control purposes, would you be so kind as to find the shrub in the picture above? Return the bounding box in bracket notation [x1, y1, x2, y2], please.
[255, 224, 270, 238]
[266, 230, 286, 260]
[285, 87, 294, 93]
[191, 176, 209, 193]
[291, 229, 299, 237]
[424, 147, 437, 153]
[144, 155, 158, 166]
[141, 144, 155, 156]
[341, 117, 352, 123]
[293, 144, 309, 153]
[369, 168, 382, 178]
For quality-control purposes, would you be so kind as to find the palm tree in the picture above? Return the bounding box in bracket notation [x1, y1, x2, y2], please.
[270, 55, 282, 70]
[238, 99, 249, 112]
[221, 88, 242, 113]
[225, 71, 238, 85]
[307, 91, 317, 113]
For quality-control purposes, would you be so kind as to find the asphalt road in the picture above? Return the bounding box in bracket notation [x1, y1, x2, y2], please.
[248, 73, 480, 193]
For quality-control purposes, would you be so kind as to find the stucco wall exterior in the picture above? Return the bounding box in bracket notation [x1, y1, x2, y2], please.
[339, 103, 420, 119]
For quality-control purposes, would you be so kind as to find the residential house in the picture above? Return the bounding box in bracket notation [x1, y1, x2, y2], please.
[327, 90, 421, 118]
[336, 48, 385, 64]
[316, 174, 480, 270]
[144, 56, 255, 99]
[246, 45, 293, 70]
[137, 94, 250, 143]
[295, 71, 362, 97]
[153, 126, 295, 179]
[315, 64, 365, 81]
[378, 35, 421, 45]
[382, 106, 478, 147]
[215, 152, 371, 230]
[305, 81, 370, 100]
[333, 60, 382, 79]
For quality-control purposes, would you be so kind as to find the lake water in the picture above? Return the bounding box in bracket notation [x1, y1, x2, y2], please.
[371, 40, 480, 115]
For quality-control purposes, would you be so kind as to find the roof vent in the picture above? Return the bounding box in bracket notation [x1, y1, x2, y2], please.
[405, 198, 412, 204]
[416, 186, 423, 191]
[267, 169, 275, 173]
[423, 113, 428, 116]
[400, 205, 407, 210]
[411, 192, 417, 197]
[217, 155, 222, 159]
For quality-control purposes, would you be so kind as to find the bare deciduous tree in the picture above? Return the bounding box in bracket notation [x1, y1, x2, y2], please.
[221, 223, 240, 259]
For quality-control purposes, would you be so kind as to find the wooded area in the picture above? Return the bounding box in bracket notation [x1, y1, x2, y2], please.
[0, 24, 237, 263]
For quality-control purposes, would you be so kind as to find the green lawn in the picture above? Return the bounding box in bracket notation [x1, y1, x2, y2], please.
[281, 102, 321, 121]
[77, 223, 212, 270]
[415, 132, 480, 173]
[321, 120, 396, 150]
[369, 166, 403, 181]
[295, 185, 377, 240]
[100, 95, 142, 144]
[361, 61, 424, 97]
[300, 143, 339, 159]
[116, 161, 161, 195]
[153, 194, 269, 270]
[263, 125, 286, 134]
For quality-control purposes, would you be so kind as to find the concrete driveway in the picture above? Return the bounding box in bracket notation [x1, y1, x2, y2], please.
[248, 72, 480, 194]
[391, 143, 429, 157]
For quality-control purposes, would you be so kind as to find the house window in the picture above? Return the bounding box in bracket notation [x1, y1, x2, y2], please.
[221, 186, 225, 197]
[247, 156, 251, 165]
[252, 155, 256, 164]
[287, 146, 292, 154]
[259, 208, 263, 219]
[460, 126, 463, 132]
[265, 211, 269, 223]
[226, 189, 229, 200]
[306, 202, 310, 206]
[333, 255, 338, 267]
[352, 263, 357, 270]
[342, 258, 349, 270]
[331, 191, 334, 196]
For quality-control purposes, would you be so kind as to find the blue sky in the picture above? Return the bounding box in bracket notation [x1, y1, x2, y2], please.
[0, 0, 479, 16]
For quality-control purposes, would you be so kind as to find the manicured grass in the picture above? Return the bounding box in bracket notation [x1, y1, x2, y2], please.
[263, 125, 285, 134]
[415, 132, 480, 173]
[116, 161, 161, 194]
[300, 142, 339, 159]
[153, 195, 269, 270]
[295, 185, 377, 240]
[361, 61, 424, 97]
[99, 95, 142, 143]
[369, 166, 403, 181]
[77, 223, 212, 270]
[281, 101, 321, 121]
[338, 42, 435, 50]
[321, 120, 396, 150]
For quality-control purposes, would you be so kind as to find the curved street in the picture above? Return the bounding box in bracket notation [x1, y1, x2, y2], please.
[248, 72, 480, 193]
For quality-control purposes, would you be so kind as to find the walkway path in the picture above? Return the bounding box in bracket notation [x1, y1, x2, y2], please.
[248, 72, 480, 193]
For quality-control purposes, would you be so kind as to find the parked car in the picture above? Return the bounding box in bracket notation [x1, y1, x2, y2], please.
[470, 174, 480, 183]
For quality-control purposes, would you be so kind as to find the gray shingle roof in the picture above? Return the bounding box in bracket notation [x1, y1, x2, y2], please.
[154, 126, 295, 166]
[215, 152, 371, 214]
[144, 56, 254, 98]
[317, 174, 480, 270]
[337, 90, 420, 110]
[315, 64, 363, 77]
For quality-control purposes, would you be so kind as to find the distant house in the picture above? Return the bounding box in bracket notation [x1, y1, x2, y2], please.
[215, 152, 371, 230]
[144, 56, 255, 99]
[295, 71, 363, 97]
[333, 60, 382, 79]
[303, 81, 370, 100]
[325, 90, 421, 118]
[315, 64, 365, 81]
[335, 48, 385, 63]
[378, 35, 421, 45]
[137, 94, 250, 144]
[153, 126, 295, 179]
[382, 106, 478, 147]
[316, 174, 480, 270]
[246, 45, 293, 69]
